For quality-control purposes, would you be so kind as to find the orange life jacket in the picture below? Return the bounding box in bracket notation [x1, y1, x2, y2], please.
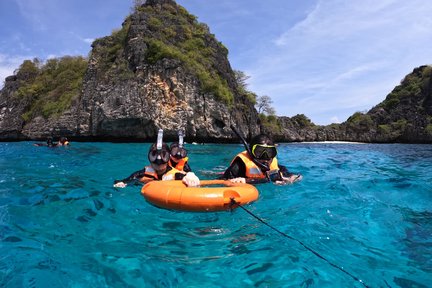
[234, 151, 279, 179]
[169, 157, 189, 171]
[139, 166, 183, 183]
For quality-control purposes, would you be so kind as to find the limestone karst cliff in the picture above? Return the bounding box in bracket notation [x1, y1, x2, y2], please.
[0, 0, 259, 142]
[261, 65, 432, 143]
[1, 0, 431, 143]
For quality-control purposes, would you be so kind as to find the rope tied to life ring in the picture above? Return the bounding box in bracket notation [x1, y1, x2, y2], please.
[229, 198, 372, 288]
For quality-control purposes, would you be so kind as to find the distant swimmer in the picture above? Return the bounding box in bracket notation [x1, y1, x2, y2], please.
[56, 137, 70, 146]
[34, 137, 55, 147]
[34, 136, 70, 147]
[113, 129, 200, 188]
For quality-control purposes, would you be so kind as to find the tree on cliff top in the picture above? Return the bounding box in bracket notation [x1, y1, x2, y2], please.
[256, 95, 276, 115]
[234, 70, 257, 104]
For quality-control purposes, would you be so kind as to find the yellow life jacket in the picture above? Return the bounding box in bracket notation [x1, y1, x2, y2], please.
[235, 151, 279, 179]
[169, 157, 189, 171]
[139, 166, 183, 183]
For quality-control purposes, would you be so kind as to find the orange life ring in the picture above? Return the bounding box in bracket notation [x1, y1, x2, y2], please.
[141, 180, 259, 212]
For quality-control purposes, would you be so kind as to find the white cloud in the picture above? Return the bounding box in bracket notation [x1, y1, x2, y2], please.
[83, 38, 94, 44]
[330, 116, 341, 124]
[244, 0, 432, 124]
[14, 0, 51, 31]
[14, 0, 75, 32]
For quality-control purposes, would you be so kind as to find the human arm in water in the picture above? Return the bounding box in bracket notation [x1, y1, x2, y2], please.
[221, 157, 269, 185]
[221, 157, 244, 179]
[277, 164, 303, 184]
[221, 157, 302, 184]
[113, 168, 199, 188]
[113, 169, 147, 188]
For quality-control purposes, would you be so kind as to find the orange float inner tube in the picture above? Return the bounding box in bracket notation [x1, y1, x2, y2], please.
[141, 180, 259, 212]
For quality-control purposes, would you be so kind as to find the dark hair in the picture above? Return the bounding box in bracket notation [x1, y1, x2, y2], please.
[249, 134, 274, 149]
[170, 142, 179, 149]
[170, 142, 188, 159]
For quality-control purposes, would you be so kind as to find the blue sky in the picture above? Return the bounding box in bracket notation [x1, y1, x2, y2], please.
[1, 0, 431, 125]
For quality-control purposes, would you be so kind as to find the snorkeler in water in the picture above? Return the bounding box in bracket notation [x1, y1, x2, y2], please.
[34, 136, 70, 147]
[113, 129, 200, 188]
[222, 133, 302, 185]
[56, 137, 70, 146]
[168, 130, 192, 172]
[34, 137, 55, 147]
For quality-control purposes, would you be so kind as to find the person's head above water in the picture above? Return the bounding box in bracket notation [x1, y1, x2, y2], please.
[46, 137, 54, 146]
[248, 134, 277, 161]
[59, 137, 69, 145]
[170, 142, 187, 160]
[148, 128, 170, 168]
[148, 143, 170, 166]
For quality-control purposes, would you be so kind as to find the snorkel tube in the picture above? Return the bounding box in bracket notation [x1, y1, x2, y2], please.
[178, 130, 184, 148]
[230, 125, 270, 172]
[150, 128, 170, 164]
[156, 129, 163, 151]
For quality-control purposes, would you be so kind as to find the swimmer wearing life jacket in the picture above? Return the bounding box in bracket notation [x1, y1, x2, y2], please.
[34, 136, 70, 147]
[113, 129, 200, 188]
[34, 137, 55, 147]
[168, 130, 192, 172]
[222, 133, 302, 185]
[57, 137, 70, 146]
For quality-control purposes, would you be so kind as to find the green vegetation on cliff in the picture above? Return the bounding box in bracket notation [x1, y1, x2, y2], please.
[291, 114, 315, 128]
[426, 123, 432, 136]
[142, 3, 234, 104]
[347, 112, 374, 129]
[334, 65, 432, 142]
[93, 2, 234, 104]
[259, 114, 282, 133]
[14, 56, 87, 121]
[234, 70, 257, 104]
[379, 65, 431, 111]
[372, 65, 432, 139]
[91, 19, 133, 81]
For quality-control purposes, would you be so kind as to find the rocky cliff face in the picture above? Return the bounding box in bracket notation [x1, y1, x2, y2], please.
[264, 65, 432, 143]
[0, 75, 27, 140]
[0, 0, 259, 142]
[336, 65, 432, 143]
[1, 0, 431, 143]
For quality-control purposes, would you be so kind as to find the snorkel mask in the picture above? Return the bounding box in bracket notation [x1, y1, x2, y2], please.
[251, 144, 277, 160]
[170, 130, 187, 159]
[148, 129, 170, 164]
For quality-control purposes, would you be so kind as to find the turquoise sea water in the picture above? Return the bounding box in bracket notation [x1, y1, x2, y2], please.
[0, 142, 431, 287]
